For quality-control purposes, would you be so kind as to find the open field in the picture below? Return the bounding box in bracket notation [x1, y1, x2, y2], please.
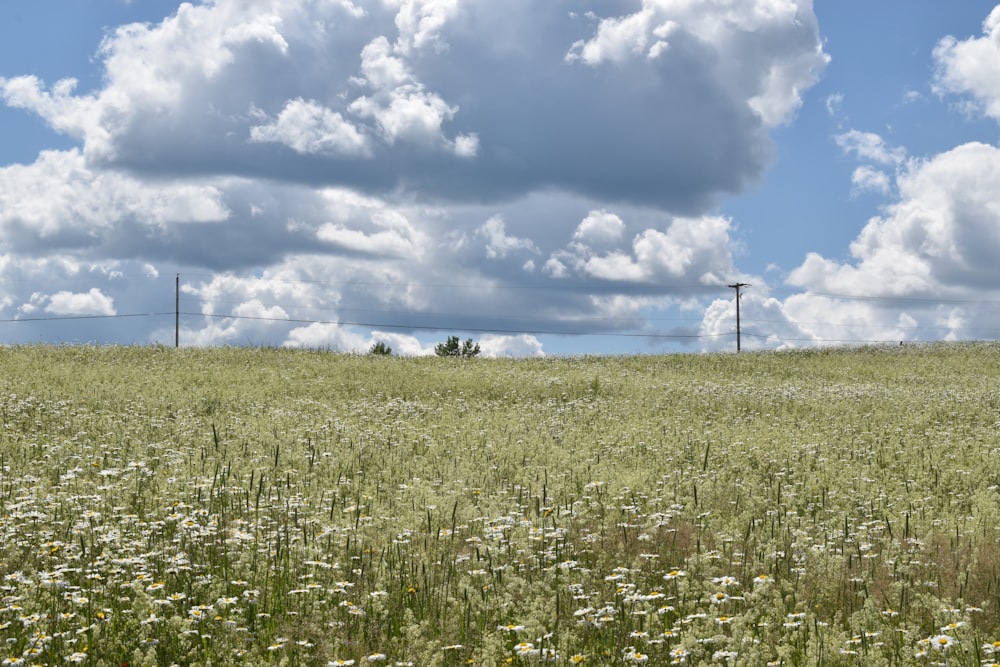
[0, 343, 998, 666]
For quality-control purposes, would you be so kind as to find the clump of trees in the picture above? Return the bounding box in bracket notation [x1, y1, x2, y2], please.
[368, 341, 392, 356]
[434, 335, 480, 358]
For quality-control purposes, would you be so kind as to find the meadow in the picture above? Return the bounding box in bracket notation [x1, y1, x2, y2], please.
[0, 343, 997, 666]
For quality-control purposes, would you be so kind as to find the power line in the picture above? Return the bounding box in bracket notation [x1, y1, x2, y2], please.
[742, 331, 919, 345]
[0, 313, 173, 324]
[2, 274, 998, 350]
[189, 297, 708, 328]
[188, 312, 724, 340]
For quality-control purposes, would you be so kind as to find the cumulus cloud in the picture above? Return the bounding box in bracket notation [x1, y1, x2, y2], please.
[566, 0, 828, 126]
[479, 334, 545, 358]
[0, 149, 230, 253]
[477, 216, 538, 259]
[0, 0, 827, 210]
[791, 143, 1000, 294]
[716, 141, 1000, 349]
[0, 0, 836, 352]
[573, 210, 626, 249]
[249, 98, 371, 156]
[554, 214, 738, 286]
[933, 6, 1000, 120]
[45, 288, 116, 316]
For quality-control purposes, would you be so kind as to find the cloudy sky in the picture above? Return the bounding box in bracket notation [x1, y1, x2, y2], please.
[1, 0, 999, 356]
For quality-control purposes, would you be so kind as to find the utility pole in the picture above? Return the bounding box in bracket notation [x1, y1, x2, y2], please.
[175, 274, 180, 348]
[727, 282, 750, 352]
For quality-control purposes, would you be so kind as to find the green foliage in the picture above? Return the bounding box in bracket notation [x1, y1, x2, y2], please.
[0, 343, 996, 665]
[368, 340, 393, 356]
[434, 335, 480, 358]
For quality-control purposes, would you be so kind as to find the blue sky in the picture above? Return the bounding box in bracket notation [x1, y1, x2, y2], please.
[1, 0, 999, 356]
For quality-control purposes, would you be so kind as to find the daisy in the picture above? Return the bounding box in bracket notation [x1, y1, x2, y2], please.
[624, 648, 648, 663]
[497, 624, 526, 633]
[931, 634, 956, 651]
[514, 642, 537, 655]
[709, 591, 729, 605]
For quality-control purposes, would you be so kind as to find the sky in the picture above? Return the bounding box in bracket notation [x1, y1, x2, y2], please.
[1, 0, 1000, 357]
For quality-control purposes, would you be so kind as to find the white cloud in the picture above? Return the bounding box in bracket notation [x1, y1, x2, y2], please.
[543, 257, 569, 279]
[560, 215, 737, 285]
[573, 210, 626, 248]
[0, 149, 230, 242]
[232, 299, 288, 321]
[0, 0, 835, 352]
[850, 166, 892, 197]
[566, 0, 828, 126]
[316, 222, 421, 257]
[933, 6, 1000, 121]
[477, 216, 537, 259]
[365, 331, 434, 356]
[479, 334, 544, 358]
[45, 288, 116, 316]
[725, 141, 1000, 349]
[791, 142, 1000, 294]
[284, 322, 370, 351]
[249, 98, 371, 156]
[825, 92, 845, 117]
[392, 0, 461, 55]
[0, 0, 826, 211]
[566, 9, 656, 66]
[348, 36, 463, 151]
[835, 130, 906, 166]
[451, 133, 479, 158]
[338, 1, 367, 19]
[223, 13, 289, 54]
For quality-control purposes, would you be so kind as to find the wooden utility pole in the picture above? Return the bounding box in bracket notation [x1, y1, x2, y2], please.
[175, 274, 180, 348]
[727, 283, 750, 352]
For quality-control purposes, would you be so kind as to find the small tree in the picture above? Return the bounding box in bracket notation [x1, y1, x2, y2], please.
[368, 341, 393, 356]
[434, 335, 480, 358]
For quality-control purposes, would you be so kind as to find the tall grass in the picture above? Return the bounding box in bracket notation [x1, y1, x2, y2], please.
[0, 343, 996, 665]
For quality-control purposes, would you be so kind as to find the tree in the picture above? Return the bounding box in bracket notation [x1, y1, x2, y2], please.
[368, 341, 392, 356]
[434, 335, 480, 358]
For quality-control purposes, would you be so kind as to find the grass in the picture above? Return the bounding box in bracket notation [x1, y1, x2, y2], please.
[0, 343, 997, 666]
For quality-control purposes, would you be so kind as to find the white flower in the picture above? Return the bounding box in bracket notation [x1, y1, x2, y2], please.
[931, 634, 956, 651]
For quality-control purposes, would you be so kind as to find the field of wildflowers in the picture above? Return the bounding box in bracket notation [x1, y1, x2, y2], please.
[0, 343, 997, 666]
